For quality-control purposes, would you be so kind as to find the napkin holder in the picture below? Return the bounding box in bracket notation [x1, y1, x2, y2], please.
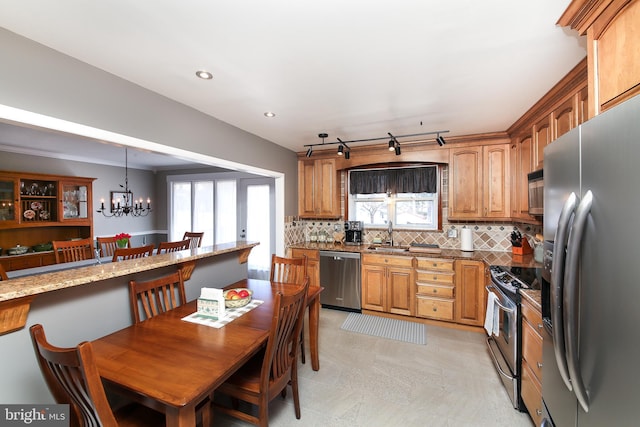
[197, 287, 226, 319]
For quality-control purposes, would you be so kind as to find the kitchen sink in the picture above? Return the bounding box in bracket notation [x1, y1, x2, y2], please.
[367, 245, 410, 253]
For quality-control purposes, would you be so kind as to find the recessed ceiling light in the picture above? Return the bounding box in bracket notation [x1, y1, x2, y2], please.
[195, 70, 213, 80]
[264, 112, 276, 118]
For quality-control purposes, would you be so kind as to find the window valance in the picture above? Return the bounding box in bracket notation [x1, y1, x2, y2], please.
[349, 166, 437, 195]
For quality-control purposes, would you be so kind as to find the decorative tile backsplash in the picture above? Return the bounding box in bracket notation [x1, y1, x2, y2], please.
[285, 164, 542, 252]
[285, 217, 541, 252]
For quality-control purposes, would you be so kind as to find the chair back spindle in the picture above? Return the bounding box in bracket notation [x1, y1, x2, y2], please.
[182, 231, 204, 249]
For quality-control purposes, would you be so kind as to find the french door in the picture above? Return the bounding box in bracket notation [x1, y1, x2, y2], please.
[238, 178, 275, 280]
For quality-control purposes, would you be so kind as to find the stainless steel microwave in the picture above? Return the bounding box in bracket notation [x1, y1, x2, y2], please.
[527, 169, 543, 216]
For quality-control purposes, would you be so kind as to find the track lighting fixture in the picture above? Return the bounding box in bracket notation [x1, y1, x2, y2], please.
[336, 138, 350, 159]
[303, 130, 449, 158]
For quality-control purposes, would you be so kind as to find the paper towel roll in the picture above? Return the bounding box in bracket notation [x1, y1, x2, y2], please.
[460, 228, 474, 251]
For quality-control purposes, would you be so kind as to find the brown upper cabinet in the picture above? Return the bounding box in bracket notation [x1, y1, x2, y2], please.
[297, 158, 340, 219]
[510, 133, 533, 220]
[448, 143, 510, 220]
[559, 0, 640, 116]
[533, 116, 551, 172]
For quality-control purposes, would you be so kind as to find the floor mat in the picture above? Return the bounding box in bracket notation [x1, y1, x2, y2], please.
[340, 312, 426, 345]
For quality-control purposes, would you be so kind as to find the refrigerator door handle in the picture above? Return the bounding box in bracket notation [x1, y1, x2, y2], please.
[552, 192, 578, 391]
[564, 190, 593, 413]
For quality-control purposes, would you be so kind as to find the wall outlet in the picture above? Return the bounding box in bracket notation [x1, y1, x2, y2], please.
[447, 229, 458, 238]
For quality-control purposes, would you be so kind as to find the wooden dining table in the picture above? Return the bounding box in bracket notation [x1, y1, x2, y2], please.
[91, 278, 323, 427]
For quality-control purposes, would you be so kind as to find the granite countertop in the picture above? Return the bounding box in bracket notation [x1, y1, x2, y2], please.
[0, 241, 259, 302]
[520, 289, 542, 310]
[289, 241, 542, 268]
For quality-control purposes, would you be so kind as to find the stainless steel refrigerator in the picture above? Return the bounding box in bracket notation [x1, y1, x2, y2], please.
[542, 93, 640, 426]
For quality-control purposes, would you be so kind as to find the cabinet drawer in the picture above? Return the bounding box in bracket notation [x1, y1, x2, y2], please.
[362, 253, 413, 268]
[521, 360, 543, 427]
[416, 296, 454, 321]
[522, 317, 543, 381]
[290, 248, 319, 262]
[415, 270, 454, 285]
[415, 257, 454, 271]
[521, 298, 542, 330]
[416, 283, 455, 298]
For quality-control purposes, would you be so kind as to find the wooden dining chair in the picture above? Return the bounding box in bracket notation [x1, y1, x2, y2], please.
[156, 238, 190, 255]
[96, 236, 129, 257]
[183, 231, 204, 249]
[128, 270, 187, 324]
[0, 264, 8, 281]
[270, 254, 307, 284]
[213, 277, 310, 426]
[29, 324, 165, 427]
[112, 244, 154, 262]
[52, 238, 94, 264]
[270, 254, 308, 363]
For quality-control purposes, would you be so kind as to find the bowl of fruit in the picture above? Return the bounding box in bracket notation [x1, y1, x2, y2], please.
[223, 288, 253, 308]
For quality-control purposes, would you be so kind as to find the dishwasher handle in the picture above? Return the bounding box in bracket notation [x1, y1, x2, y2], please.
[319, 250, 361, 260]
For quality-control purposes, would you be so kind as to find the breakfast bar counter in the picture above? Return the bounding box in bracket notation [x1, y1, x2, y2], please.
[0, 241, 258, 335]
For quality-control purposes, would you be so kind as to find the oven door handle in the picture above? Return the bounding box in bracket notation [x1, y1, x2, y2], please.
[486, 337, 515, 380]
[485, 285, 515, 314]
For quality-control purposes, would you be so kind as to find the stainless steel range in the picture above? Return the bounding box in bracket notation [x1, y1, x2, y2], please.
[486, 265, 541, 411]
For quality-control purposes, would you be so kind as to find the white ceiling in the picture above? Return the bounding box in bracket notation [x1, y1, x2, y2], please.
[0, 0, 586, 167]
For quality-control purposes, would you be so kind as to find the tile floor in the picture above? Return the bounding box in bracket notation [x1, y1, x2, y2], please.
[213, 308, 534, 427]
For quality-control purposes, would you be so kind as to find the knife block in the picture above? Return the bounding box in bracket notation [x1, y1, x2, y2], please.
[512, 238, 533, 255]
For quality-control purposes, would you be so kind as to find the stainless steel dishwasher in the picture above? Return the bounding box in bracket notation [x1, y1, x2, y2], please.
[319, 250, 361, 312]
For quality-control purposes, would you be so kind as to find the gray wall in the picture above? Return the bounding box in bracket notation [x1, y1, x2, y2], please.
[0, 27, 298, 216]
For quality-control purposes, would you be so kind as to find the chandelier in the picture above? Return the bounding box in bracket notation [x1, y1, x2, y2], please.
[97, 148, 152, 217]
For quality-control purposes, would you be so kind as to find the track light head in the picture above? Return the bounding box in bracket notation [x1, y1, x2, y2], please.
[436, 135, 446, 146]
[306, 147, 313, 157]
[388, 140, 395, 151]
[344, 150, 350, 160]
[395, 144, 401, 155]
[337, 144, 344, 155]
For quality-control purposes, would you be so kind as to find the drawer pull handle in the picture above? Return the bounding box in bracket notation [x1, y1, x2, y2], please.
[433, 276, 437, 280]
[432, 307, 437, 312]
[536, 409, 543, 416]
[537, 362, 543, 369]
[433, 289, 437, 293]
[538, 323, 544, 330]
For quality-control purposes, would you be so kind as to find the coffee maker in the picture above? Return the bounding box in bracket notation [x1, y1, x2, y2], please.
[344, 221, 364, 245]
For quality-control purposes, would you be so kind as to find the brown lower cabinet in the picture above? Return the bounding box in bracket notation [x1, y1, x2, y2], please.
[361, 254, 414, 316]
[415, 257, 455, 321]
[521, 292, 544, 426]
[454, 259, 487, 326]
[289, 248, 320, 288]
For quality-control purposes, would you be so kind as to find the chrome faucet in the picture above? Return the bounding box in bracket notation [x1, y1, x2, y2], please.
[387, 220, 393, 246]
